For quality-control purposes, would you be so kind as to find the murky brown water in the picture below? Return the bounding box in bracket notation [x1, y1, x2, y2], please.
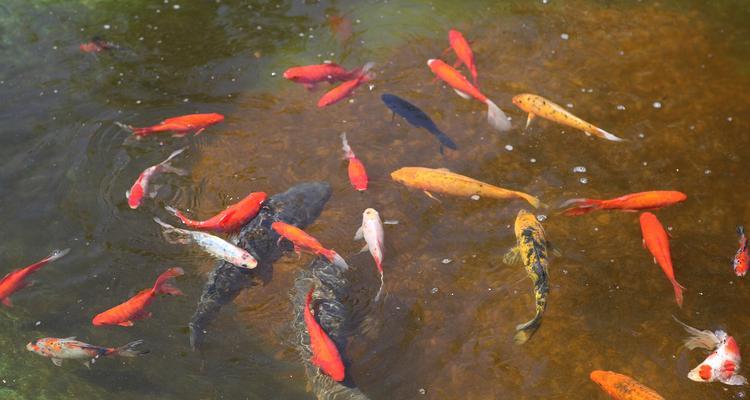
[2, 0, 750, 399]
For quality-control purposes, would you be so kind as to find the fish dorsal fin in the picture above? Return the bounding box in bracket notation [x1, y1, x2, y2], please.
[436, 167, 451, 172]
[63, 336, 77, 341]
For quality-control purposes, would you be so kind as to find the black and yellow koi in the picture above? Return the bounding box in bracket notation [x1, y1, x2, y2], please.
[504, 209, 550, 344]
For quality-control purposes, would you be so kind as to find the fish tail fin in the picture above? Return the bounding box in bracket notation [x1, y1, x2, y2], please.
[306, 286, 314, 309]
[485, 99, 511, 132]
[164, 206, 197, 227]
[327, 251, 349, 270]
[559, 198, 603, 216]
[153, 267, 184, 296]
[672, 316, 721, 350]
[44, 248, 71, 264]
[593, 127, 626, 142]
[114, 122, 134, 133]
[116, 340, 149, 357]
[430, 128, 458, 150]
[517, 192, 542, 209]
[374, 272, 384, 301]
[514, 313, 543, 345]
[340, 133, 354, 159]
[158, 147, 188, 176]
[672, 280, 685, 308]
[471, 68, 478, 87]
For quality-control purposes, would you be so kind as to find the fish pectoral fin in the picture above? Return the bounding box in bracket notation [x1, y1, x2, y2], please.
[503, 246, 522, 266]
[354, 226, 364, 241]
[453, 89, 472, 100]
[83, 360, 91, 369]
[525, 113, 536, 129]
[117, 321, 135, 327]
[723, 374, 748, 386]
[423, 191, 442, 203]
[217, 210, 235, 225]
[193, 128, 206, 136]
[642, 239, 646, 249]
[653, 257, 658, 264]
[1, 297, 12, 307]
[51, 358, 63, 367]
[546, 241, 562, 257]
[148, 184, 163, 198]
[358, 244, 369, 254]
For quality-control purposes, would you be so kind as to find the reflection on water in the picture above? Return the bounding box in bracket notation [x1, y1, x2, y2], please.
[1, 0, 750, 399]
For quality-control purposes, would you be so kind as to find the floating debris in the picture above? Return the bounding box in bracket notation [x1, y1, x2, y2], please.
[573, 166, 587, 173]
[560, 33, 569, 40]
[470, 194, 480, 200]
[383, 220, 399, 225]
[441, 258, 453, 264]
[579, 177, 589, 184]
[652, 101, 662, 109]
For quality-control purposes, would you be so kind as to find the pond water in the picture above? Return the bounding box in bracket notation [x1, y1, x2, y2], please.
[1, 0, 750, 399]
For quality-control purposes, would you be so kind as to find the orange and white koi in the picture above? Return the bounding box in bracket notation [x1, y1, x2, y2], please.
[448, 29, 478, 86]
[304, 286, 346, 382]
[116, 113, 224, 138]
[733, 226, 749, 277]
[589, 370, 665, 400]
[340, 133, 368, 191]
[317, 63, 375, 108]
[165, 191, 267, 232]
[0, 248, 69, 307]
[92, 267, 184, 327]
[675, 317, 747, 386]
[512, 94, 624, 141]
[561, 191, 687, 216]
[426, 58, 510, 131]
[271, 221, 348, 269]
[27, 337, 147, 367]
[355, 208, 385, 300]
[154, 218, 257, 269]
[126, 147, 187, 209]
[283, 62, 367, 90]
[640, 212, 685, 307]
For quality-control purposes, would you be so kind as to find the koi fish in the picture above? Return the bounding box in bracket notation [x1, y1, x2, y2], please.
[126, 147, 188, 209]
[0, 248, 70, 307]
[79, 36, 114, 53]
[733, 226, 749, 277]
[426, 58, 510, 132]
[116, 113, 224, 138]
[354, 208, 385, 300]
[272, 221, 348, 269]
[448, 29, 478, 86]
[92, 267, 184, 327]
[27, 337, 147, 367]
[317, 63, 375, 108]
[165, 191, 266, 232]
[512, 94, 624, 141]
[304, 286, 346, 382]
[328, 14, 353, 43]
[153, 218, 257, 269]
[283, 62, 369, 90]
[640, 212, 685, 307]
[340, 133, 368, 191]
[391, 166, 541, 208]
[561, 190, 687, 216]
[381, 93, 457, 154]
[589, 370, 665, 400]
[674, 317, 747, 386]
[503, 210, 550, 344]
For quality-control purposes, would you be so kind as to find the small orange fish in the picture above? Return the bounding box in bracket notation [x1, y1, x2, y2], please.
[590, 370, 665, 400]
[640, 212, 685, 307]
[283, 62, 367, 90]
[561, 191, 686, 216]
[426, 59, 510, 131]
[304, 286, 346, 382]
[340, 133, 368, 191]
[272, 222, 348, 269]
[165, 191, 266, 232]
[92, 267, 184, 327]
[116, 113, 224, 138]
[317, 63, 374, 108]
[733, 226, 749, 277]
[0, 248, 69, 307]
[79, 37, 114, 53]
[448, 29, 478, 86]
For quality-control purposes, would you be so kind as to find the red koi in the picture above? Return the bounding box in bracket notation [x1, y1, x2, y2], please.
[317, 63, 374, 108]
[283, 62, 368, 90]
[92, 267, 184, 327]
[126, 147, 187, 209]
[165, 191, 266, 233]
[0, 248, 69, 307]
[448, 29, 478, 86]
[426, 59, 510, 131]
[272, 222, 348, 269]
[733, 226, 749, 277]
[561, 190, 687, 216]
[639, 212, 685, 307]
[304, 286, 346, 382]
[116, 113, 224, 138]
[340, 133, 368, 191]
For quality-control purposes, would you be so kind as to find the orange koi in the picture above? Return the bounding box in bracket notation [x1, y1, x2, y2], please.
[317, 63, 374, 108]
[340, 133, 368, 191]
[448, 29, 478, 86]
[561, 191, 686, 216]
[284, 62, 367, 90]
[92, 267, 183, 327]
[427, 58, 509, 131]
[272, 222, 348, 269]
[165, 191, 266, 233]
[733, 226, 749, 277]
[0, 248, 69, 307]
[304, 286, 346, 382]
[116, 113, 224, 138]
[590, 370, 665, 400]
[639, 212, 685, 307]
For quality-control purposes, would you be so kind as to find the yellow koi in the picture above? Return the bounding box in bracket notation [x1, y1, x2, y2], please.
[390, 167, 540, 208]
[512, 93, 625, 142]
[504, 209, 550, 344]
